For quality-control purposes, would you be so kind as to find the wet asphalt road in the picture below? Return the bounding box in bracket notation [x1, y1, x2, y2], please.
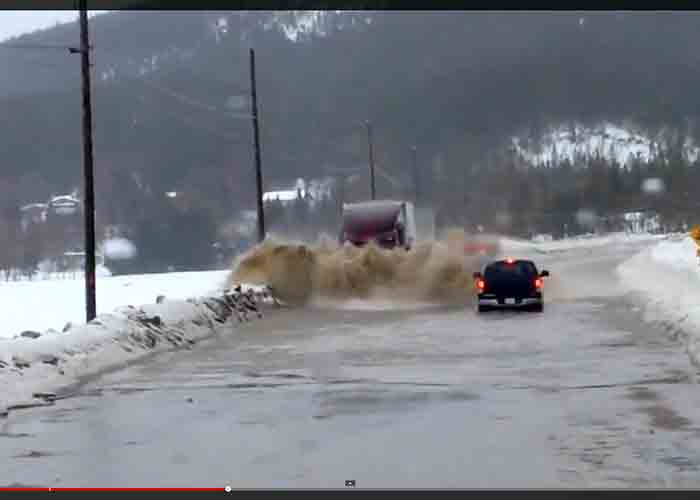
[3, 240, 700, 488]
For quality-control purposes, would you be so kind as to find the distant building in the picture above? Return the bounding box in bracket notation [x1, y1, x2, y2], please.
[19, 203, 48, 230]
[262, 189, 306, 204]
[19, 194, 83, 229]
[48, 194, 81, 216]
[20, 203, 47, 233]
[623, 211, 660, 233]
[17, 193, 85, 263]
[262, 177, 334, 206]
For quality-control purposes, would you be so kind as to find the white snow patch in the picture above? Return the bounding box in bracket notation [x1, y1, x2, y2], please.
[531, 234, 554, 243]
[103, 237, 138, 260]
[642, 177, 665, 195]
[0, 270, 231, 339]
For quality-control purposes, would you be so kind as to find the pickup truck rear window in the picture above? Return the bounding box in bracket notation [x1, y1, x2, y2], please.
[485, 261, 537, 280]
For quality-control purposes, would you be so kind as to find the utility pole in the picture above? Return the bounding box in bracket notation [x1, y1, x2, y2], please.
[411, 145, 419, 205]
[250, 48, 265, 243]
[366, 120, 376, 200]
[78, 0, 97, 322]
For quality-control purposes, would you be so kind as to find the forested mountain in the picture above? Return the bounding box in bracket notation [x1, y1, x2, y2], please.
[2, 11, 700, 272]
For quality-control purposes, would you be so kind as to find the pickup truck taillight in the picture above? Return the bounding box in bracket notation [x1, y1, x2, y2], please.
[534, 278, 543, 289]
[476, 279, 485, 290]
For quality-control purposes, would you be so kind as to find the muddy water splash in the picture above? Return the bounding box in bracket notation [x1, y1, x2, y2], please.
[228, 229, 494, 306]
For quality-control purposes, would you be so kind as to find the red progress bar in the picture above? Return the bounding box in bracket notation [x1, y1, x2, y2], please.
[0, 488, 227, 491]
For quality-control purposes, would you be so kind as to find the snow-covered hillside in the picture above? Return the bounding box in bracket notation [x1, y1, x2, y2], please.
[513, 122, 700, 166]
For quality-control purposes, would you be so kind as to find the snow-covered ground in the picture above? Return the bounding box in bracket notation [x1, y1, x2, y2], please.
[0, 270, 230, 339]
[617, 234, 700, 368]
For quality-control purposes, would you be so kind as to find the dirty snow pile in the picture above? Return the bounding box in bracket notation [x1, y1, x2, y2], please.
[0, 282, 279, 416]
[617, 234, 700, 367]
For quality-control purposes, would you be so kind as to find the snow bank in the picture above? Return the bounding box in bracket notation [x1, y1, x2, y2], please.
[617, 235, 700, 368]
[0, 284, 280, 416]
[648, 234, 698, 271]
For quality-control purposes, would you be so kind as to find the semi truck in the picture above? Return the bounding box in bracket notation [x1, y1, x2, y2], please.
[339, 200, 417, 250]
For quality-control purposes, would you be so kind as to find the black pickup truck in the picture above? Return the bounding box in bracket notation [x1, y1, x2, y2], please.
[473, 258, 550, 313]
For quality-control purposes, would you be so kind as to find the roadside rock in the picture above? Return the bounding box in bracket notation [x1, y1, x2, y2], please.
[40, 355, 60, 366]
[203, 297, 231, 322]
[156, 295, 166, 304]
[20, 331, 41, 339]
[143, 331, 158, 348]
[143, 315, 162, 327]
[62, 322, 73, 333]
[12, 356, 31, 369]
[33, 392, 57, 401]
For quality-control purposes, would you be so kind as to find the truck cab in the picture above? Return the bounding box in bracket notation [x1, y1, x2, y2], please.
[339, 200, 417, 250]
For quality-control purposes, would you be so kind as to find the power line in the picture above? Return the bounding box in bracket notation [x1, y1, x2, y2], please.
[87, 42, 251, 99]
[0, 32, 252, 148]
[374, 163, 403, 189]
[132, 94, 245, 142]
[142, 58, 249, 94]
[3, 57, 71, 72]
[135, 77, 251, 120]
[1, 57, 244, 140]
[95, 58, 252, 120]
[1, 39, 252, 120]
[324, 165, 364, 174]
[118, 76, 253, 129]
[140, 78, 224, 113]
[0, 42, 77, 52]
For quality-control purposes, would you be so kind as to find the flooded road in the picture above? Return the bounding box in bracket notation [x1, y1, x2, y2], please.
[2, 240, 700, 488]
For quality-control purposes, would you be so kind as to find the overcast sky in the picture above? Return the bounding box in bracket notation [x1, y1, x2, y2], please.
[0, 11, 106, 42]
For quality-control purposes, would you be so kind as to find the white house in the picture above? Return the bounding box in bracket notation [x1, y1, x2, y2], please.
[48, 194, 81, 216]
[19, 203, 48, 231]
[623, 211, 660, 233]
[262, 177, 334, 206]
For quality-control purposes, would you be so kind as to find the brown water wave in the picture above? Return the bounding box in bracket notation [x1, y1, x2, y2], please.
[228, 229, 499, 306]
